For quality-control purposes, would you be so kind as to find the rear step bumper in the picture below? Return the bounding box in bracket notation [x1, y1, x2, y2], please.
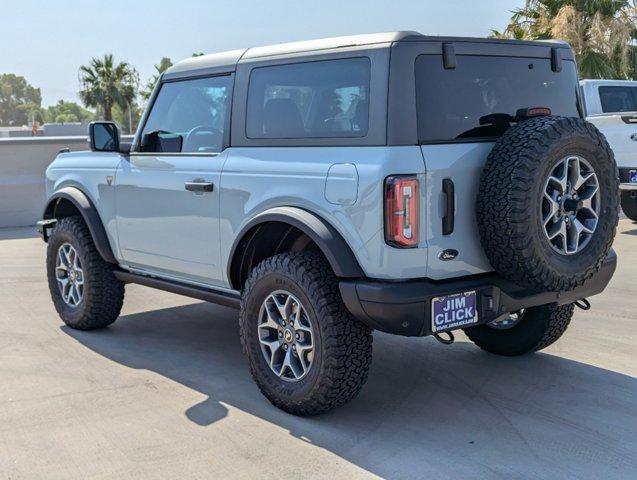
[339, 249, 617, 337]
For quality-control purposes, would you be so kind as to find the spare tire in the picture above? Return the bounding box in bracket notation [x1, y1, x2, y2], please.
[477, 116, 619, 292]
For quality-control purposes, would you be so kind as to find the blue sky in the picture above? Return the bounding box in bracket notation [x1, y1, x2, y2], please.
[0, 0, 524, 106]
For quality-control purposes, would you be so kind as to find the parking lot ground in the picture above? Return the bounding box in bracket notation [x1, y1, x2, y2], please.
[0, 220, 636, 480]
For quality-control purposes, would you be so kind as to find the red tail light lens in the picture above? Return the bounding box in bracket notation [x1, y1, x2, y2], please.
[384, 175, 419, 248]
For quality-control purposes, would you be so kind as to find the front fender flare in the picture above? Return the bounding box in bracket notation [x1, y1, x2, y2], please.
[228, 207, 364, 287]
[43, 187, 117, 264]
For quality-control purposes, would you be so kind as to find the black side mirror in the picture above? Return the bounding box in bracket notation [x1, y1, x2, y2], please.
[89, 121, 120, 152]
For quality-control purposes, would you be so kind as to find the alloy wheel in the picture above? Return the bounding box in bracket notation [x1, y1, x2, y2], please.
[541, 155, 600, 255]
[258, 290, 314, 382]
[55, 243, 84, 307]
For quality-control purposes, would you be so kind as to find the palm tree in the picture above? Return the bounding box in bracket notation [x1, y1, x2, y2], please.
[493, 0, 637, 79]
[141, 57, 173, 101]
[79, 54, 139, 121]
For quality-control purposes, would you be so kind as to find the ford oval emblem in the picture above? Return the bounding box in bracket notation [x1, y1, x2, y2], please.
[631, 133, 637, 142]
[438, 249, 458, 261]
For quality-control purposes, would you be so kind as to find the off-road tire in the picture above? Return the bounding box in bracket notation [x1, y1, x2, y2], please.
[239, 252, 373, 416]
[463, 303, 574, 356]
[621, 191, 637, 221]
[47, 216, 124, 330]
[477, 116, 619, 292]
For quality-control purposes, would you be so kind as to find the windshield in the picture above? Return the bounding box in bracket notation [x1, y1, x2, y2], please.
[415, 54, 581, 143]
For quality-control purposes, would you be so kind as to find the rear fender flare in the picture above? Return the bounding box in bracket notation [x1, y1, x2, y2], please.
[228, 207, 364, 289]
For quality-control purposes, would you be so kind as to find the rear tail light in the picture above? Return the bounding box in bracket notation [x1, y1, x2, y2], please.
[384, 175, 420, 248]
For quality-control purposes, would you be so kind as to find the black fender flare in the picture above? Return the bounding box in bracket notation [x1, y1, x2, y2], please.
[43, 187, 117, 264]
[228, 206, 364, 288]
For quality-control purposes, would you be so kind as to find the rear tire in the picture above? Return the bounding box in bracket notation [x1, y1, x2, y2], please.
[463, 303, 574, 356]
[47, 216, 124, 330]
[239, 252, 372, 415]
[621, 191, 637, 221]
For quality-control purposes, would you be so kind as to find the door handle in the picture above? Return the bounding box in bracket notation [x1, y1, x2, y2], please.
[185, 180, 214, 192]
[442, 178, 455, 235]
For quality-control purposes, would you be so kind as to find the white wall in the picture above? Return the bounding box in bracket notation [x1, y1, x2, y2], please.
[0, 137, 90, 228]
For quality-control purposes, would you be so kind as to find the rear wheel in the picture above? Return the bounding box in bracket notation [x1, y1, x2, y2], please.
[621, 191, 637, 221]
[239, 252, 372, 415]
[46, 216, 124, 330]
[463, 303, 574, 356]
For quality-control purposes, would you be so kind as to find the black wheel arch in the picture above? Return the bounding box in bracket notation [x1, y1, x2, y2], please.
[43, 187, 117, 264]
[228, 207, 364, 290]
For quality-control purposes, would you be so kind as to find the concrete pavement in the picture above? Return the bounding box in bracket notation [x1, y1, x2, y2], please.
[0, 222, 636, 479]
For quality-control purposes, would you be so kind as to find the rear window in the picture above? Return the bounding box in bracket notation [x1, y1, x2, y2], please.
[415, 55, 581, 143]
[598, 86, 637, 113]
[246, 58, 370, 139]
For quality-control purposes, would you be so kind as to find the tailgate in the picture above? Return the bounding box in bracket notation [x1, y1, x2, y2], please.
[421, 143, 493, 280]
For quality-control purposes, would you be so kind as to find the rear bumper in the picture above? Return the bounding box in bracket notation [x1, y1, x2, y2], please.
[339, 250, 617, 337]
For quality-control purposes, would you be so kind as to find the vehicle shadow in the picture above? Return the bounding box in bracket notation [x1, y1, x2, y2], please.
[62, 302, 637, 479]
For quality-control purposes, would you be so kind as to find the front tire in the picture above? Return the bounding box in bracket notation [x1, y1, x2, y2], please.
[463, 303, 574, 356]
[47, 216, 124, 330]
[621, 191, 637, 221]
[239, 252, 372, 415]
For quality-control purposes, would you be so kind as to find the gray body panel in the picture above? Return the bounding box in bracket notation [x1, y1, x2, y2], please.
[114, 152, 227, 286]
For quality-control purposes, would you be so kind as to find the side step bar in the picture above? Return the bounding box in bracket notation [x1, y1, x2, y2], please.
[114, 271, 240, 309]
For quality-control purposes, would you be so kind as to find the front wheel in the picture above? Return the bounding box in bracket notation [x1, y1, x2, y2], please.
[239, 252, 372, 415]
[463, 303, 574, 356]
[46, 216, 125, 330]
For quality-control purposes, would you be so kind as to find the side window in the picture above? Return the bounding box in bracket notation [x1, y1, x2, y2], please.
[246, 58, 370, 139]
[598, 86, 637, 113]
[140, 75, 231, 153]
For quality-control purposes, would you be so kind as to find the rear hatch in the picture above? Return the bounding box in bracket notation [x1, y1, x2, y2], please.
[410, 41, 582, 279]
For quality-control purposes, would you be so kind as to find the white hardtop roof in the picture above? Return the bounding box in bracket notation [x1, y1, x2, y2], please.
[165, 31, 570, 77]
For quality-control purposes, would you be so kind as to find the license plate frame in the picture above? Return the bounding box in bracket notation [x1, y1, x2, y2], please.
[431, 291, 479, 333]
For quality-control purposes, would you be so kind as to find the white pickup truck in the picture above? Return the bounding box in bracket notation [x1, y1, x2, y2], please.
[581, 79, 637, 220]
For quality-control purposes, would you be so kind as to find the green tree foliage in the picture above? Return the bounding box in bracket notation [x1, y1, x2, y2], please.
[45, 100, 95, 124]
[79, 54, 139, 121]
[493, 0, 637, 79]
[112, 103, 142, 135]
[141, 57, 173, 101]
[0, 74, 42, 126]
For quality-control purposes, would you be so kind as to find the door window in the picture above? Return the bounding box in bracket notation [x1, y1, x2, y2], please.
[246, 58, 370, 139]
[140, 75, 231, 153]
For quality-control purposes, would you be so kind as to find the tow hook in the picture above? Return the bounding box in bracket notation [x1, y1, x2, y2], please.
[433, 331, 454, 345]
[574, 298, 591, 310]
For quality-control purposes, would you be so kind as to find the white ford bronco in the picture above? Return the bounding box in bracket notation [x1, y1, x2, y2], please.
[40, 32, 619, 415]
[581, 79, 637, 220]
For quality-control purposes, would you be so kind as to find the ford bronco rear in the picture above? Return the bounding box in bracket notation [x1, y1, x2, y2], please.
[40, 32, 619, 415]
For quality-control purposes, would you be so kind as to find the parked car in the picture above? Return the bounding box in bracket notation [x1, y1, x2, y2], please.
[39, 32, 619, 415]
[581, 79, 637, 220]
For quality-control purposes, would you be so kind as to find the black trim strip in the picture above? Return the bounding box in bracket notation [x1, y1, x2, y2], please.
[442, 178, 455, 235]
[114, 271, 240, 309]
